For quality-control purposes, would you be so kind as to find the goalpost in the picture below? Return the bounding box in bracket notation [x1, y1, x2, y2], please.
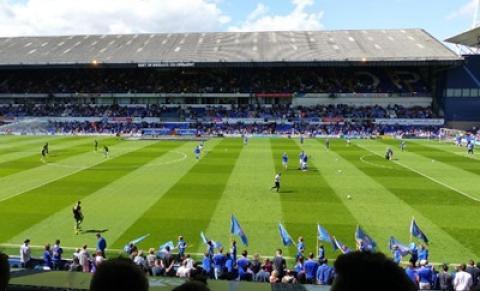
[438, 128, 465, 144]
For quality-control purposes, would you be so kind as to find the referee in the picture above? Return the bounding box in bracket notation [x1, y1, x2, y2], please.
[271, 173, 281, 192]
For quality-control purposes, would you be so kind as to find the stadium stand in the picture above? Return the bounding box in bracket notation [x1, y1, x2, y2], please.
[0, 28, 476, 290]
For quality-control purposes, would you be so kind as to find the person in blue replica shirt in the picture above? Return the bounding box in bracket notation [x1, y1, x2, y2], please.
[282, 152, 289, 170]
[300, 135, 305, 144]
[296, 237, 305, 259]
[298, 151, 305, 169]
[206, 241, 215, 259]
[52, 240, 64, 270]
[405, 262, 419, 286]
[96, 233, 107, 257]
[409, 242, 418, 265]
[195, 146, 202, 160]
[294, 256, 304, 276]
[418, 260, 433, 290]
[43, 244, 53, 269]
[213, 248, 226, 280]
[468, 141, 475, 155]
[224, 253, 236, 280]
[304, 253, 319, 284]
[316, 259, 334, 285]
[392, 245, 403, 265]
[237, 250, 250, 271]
[418, 244, 428, 262]
[302, 154, 309, 171]
[201, 252, 212, 278]
[318, 244, 325, 261]
[177, 236, 187, 258]
[230, 240, 237, 262]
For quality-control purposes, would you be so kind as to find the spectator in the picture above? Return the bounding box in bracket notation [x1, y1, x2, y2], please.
[405, 261, 419, 288]
[316, 258, 334, 285]
[20, 239, 31, 268]
[96, 233, 107, 257]
[69, 257, 82, 272]
[133, 250, 147, 272]
[79, 245, 90, 273]
[331, 251, 416, 291]
[418, 244, 429, 262]
[272, 249, 287, 279]
[418, 260, 433, 290]
[269, 270, 280, 284]
[146, 248, 157, 276]
[176, 260, 190, 278]
[212, 248, 226, 279]
[466, 260, 480, 287]
[438, 264, 453, 291]
[89, 258, 148, 291]
[281, 270, 296, 284]
[52, 239, 64, 270]
[0, 252, 9, 291]
[453, 264, 473, 291]
[304, 252, 319, 284]
[43, 243, 53, 269]
[237, 250, 249, 271]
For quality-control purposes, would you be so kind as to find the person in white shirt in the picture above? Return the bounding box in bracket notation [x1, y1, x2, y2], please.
[453, 264, 473, 291]
[176, 260, 190, 278]
[20, 239, 31, 268]
[78, 245, 90, 273]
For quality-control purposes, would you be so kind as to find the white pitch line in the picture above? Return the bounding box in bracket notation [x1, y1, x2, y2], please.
[359, 154, 396, 170]
[355, 143, 480, 203]
[0, 145, 155, 203]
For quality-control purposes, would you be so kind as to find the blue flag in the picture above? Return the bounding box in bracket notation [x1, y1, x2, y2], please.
[159, 241, 175, 252]
[278, 223, 294, 246]
[230, 215, 248, 246]
[410, 218, 429, 243]
[355, 226, 377, 252]
[334, 237, 350, 254]
[317, 224, 337, 251]
[123, 234, 150, 252]
[389, 236, 410, 256]
[200, 231, 222, 249]
[200, 232, 208, 244]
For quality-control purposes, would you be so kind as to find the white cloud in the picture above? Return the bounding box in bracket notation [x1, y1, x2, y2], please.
[229, 0, 324, 32]
[446, 0, 476, 21]
[0, 0, 231, 36]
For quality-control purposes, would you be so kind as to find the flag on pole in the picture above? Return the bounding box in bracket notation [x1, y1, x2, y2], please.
[200, 231, 208, 244]
[123, 234, 150, 252]
[317, 224, 337, 251]
[389, 236, 410, 256]
[354, 226, 377, 251]
[200, 231, 222, 249]
[159, 241, 175, 252]
[333, 237, 350, 254]
[278, 223, 294, 246]
[409, 218, 429, 243]
[230, 215, 248, 246]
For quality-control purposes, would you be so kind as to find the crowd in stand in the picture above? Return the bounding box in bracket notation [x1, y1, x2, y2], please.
[0, 103, 434, 120]
[43, 120, 440, 138]
[0, 68, 429, 95]
[10, 235, 480, 291]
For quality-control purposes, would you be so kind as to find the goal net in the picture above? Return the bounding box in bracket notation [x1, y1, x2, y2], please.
[439, 128, 465, 144]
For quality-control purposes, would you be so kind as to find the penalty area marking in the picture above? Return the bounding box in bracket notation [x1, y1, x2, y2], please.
[45, 151, 188, 170]
[356, 143, 480, 203]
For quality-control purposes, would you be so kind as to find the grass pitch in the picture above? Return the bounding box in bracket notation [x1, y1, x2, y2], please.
[0, 136, 479, 264]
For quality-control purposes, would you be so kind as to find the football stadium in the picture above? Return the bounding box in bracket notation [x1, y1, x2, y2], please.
[1, 2, 480, 291]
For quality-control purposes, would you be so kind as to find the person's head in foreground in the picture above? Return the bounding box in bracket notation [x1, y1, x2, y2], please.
[0, 252, 10, 291]
[331, 251, 416, 291]
[89, 257, 148, 291]
[172, 281, 211, 291]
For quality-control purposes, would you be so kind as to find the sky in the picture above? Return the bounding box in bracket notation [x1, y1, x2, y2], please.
[0, 0, 476, 42]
